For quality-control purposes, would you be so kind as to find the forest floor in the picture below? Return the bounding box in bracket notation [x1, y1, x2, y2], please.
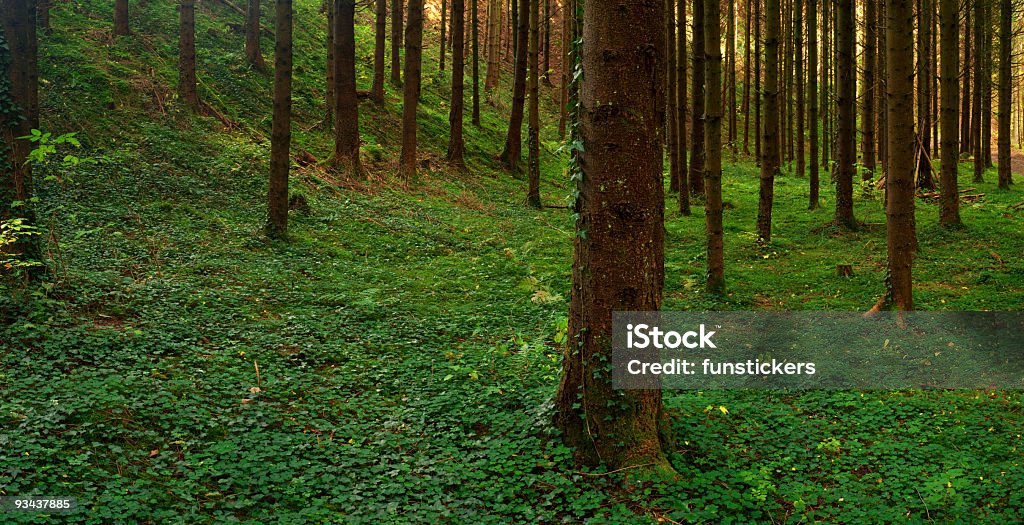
[2, 1, 1024, 524]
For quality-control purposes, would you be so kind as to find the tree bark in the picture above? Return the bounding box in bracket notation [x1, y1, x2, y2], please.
[794, 0, 803, 178]
[677, 0, 690, 214]
[1, 0, 39, 263]
[400, 0, 424, 180]
[972, 0, 983, 181]
[727, 0, 736, 152]
[325, 1, 335, 126]
[834, 0, 855, 228]
[498, 0, 529, 170]
[981, 0, 992, 168]
[178, 0, 199, 110]
[877, 0, 916, 312]
[961, 3, 972, 154]
[916, 0, 934, 189]
[115, 0, 130, 36]
[334, 0, 361, 176]
[440, 0, 447, 71]
[939, 0, 961, 226]
[267, 0, 292, 238]
[862, 0, 876, 180]
[758, 0, 779, 241]
[807, 0, 818, 208]
[558, 0, 570, 136]
[997, 0, 1011, 188]
[526, 0, 540, 207]
[448, 0, 466, 166]
[391, 0, 403, 85]
[706, 0, 725, 291]
[245, 0, 265, 68]
[689, 0, 706, 196]
[755, 0, 761, 163]
[484, 0, 501, 90]
[667, 0, 679, 193]
[472, 0, 481, 125]
[742, 0, 751, 154]
[553, 0, 673, 475]
[371, 0, 386, 102]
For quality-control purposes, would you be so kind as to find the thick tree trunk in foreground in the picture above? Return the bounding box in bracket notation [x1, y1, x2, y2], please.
[371, 0, 386, 102]
[997, 0, 1012, 189]
[334, 0, 361, 176]
[526, 0, 540, 207]
[400, 0, 424, 180]
[115, 0, 130, 36]
[689, 0, 706, 197]
[1, 0, 39, 263]
[554, 0, 673, 475]
[705, 0, 725, 291]
[245, 0, 265, 69]
[758, 0, 779, 241]
[178, 0, 199, 110]
[499, 0, 529, 170]
[938, 0, 961, 226]
[391, 0, 403, 85]
[834, 0, 856, 228]
[448, 0, 466, 166]
[875, 0, 916, 312]
[267, 0, 292, 238]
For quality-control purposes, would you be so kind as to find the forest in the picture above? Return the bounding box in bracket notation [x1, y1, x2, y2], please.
[2, 0, 1023, 521]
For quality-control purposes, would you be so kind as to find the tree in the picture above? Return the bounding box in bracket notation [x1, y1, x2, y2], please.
[689, 0, 706, 197]
[1, 0, 39, 263]
[371, 0, 386, 102]
[245, 0, 265, 69]
[400, 0, 424, 180]
[807, 0, 818, 209]
[471, 0, 481, 126]
[484, 0, 501, 90]
[267, 0, 292, 238]
[742, 0, 752, 154]
[178, 0, 199, 110]
[676, 0, 690, 215]
[447, 0, 466, 166]
[325, 0, 334, 126]
[115, 0, 130, 36]
[939, 0, 961, 226]
[667, 0, 680, 193]
[498, 0, 529, 170]
[334, 0, 360, 176]
[706, 0, 725, 291]
[873, 0, 916, 312]
[526, 0, 540, 207]
[834, 0, 855, 228]
[439, 0, 447, 71]
[391, 0, 403, 85]
[758, 0, 779, 240]
[916, 0, 934, 189]
[997, 0, 1012, 189]
[862, 0, 876, 180]
[726, 0, 736, 151]
[972, 0, 983, 182]
[961, 3, 972, 154]
[794, 0, 803, 179]
[553, 0, 674, 475]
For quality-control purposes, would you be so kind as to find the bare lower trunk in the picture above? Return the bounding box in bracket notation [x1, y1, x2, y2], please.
[807, 0, 818, 209]
[834, 0, 855, 228]
[498, 0, 529, 170]
[178, 0, 199, 110]
[997, 0, 1012, 189]
[115, 0, 130, 36]
[371, 0, 386, 102]
[334, 0, 361, 175]
[245, 0, 265, 68]
[471, 0, 481, 125]
[689, 0, 706, 197]
[758, 0, 780, 241]
[400, 0, 424, 180]
[526, 0, 540, 207]
[676, 0, 690, 215]
[391, 0, 403, 85]
[938, 0, 961, 226]
[705, 0, 725, 291]
[267, 0, 292, 238]
[448, 0, 466, 166]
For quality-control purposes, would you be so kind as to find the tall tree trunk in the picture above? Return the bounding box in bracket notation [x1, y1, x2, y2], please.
[961, 3, 972, 154]
[727, 0, 737, 152]
[758, 0, 779, 240]
[526, 0, 540, 207]
[916, 0, 934, 189]
[997, 0, 1011, 188]
[115, 0, 130, 36]
[542, 0, 551, 86]
[876, 0, 916, 312]
[755, 0, 762, 163]
[499, 0, 529, 170]
[448, 0, 466, 165]
[706, 0, 725, 290]
[939, 0, 961, 226]
[558, 0, 570, 136]
[782, 0, 792, 165]
[790, 0, 798, 178]
[245, 0, 265, 68]
[678, 0, 691, 214]
[334, 0, 361, 175]
[743, 0, 752, 154]
[862, 0, 876, 180]
[511, 0, 518, 58]
[553, 0, 674, 475]
[267, 0, 292, 238]
[178, 0, 199, 110]
[391, 0, 403, 85]
[472, 0, 481, 125]
[689, 0, 706, 196]
[981, 0, 992, 168]
[834, 0, 855, 228]
[972, 0, 983, 181]
[807, 0, 818, 208]
[371, 0, 387, 102]
[440, 0, 447, 70]
[1, 0, 40, 264]
[400, 0, 424, 179]
[484, 0, 501, 89]
[667, 0, 679, 193]
[877, 0, 887, 174]
[820, 0, 829, 167]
